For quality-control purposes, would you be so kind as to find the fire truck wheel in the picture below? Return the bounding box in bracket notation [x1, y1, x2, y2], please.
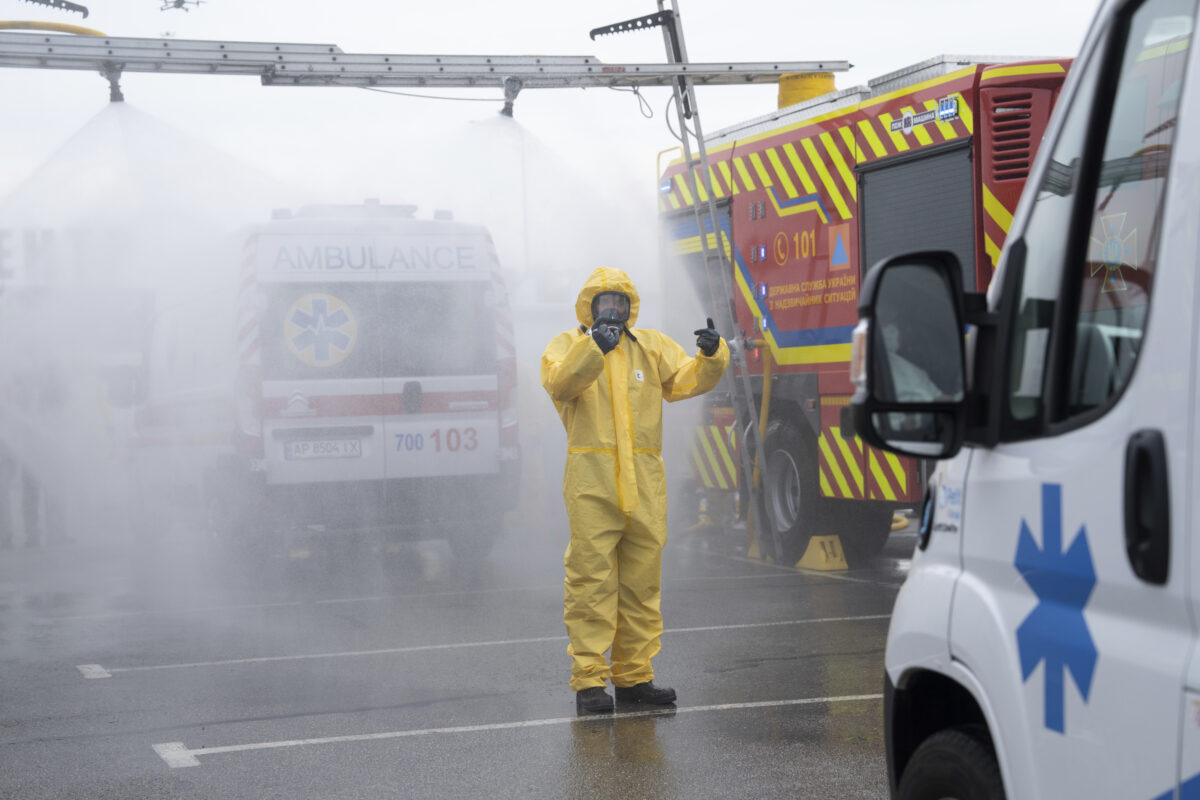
[896, 727, 1004, 800]
[834, 504, 894, 567]
[760, 417, 825, 565]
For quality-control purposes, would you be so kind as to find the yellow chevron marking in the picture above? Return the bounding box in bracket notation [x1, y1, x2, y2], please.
[985, 233, 1001, 267]
[818, 433, 853, 498]
[765, 194, 830, 223]
[674, 232, 724, 256]
[983, 184, 1014, 234]
[869, 451, 898, 501]
[708, 166, 726, 199]
[691, 167, 710, 203]
[717, 161, 737, 196]
[782, 142, 819, 194]
[749, 152, 775, 189]
[857, 119, 888, 158]
[819, 469, 834, 497]
[982, 62, 1067, 80]
[878, 113, 911, 152]
[900, 106, 935, 146]
[801, 138, 852, 220]
[831, 426, 863, 495]
[733, 157, 757, 192]
[953, 92, 974, 134]
[766, 147, 799, 199]
[885, 451, 907, 495]
[924, 98, 959, 140]
[673, 173, 695, 207]
[820, 131, 857, 202]
[698, 430, 730, 490]
[690, 441, 715, 488]
[711, 425, 738, 487]
[838, 125, 860, 164]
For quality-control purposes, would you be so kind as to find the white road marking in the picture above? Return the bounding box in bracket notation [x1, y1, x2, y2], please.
[78, 614, 890, 678]
[76, 664, 112, 679]
[152, 693, 884, 768]
[153, 741, 200, 768]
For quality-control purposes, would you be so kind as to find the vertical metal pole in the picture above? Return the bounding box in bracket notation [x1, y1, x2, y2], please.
[658, 0, 780, 561]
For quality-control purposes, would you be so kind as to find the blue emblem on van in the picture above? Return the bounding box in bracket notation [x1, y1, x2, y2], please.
[1015, 483, 1098, 734]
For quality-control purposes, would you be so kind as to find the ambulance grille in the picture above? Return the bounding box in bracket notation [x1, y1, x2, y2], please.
[990, 92, 1034, 181]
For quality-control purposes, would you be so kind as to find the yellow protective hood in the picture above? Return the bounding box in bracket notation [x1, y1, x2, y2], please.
[575, 267, 641, 328]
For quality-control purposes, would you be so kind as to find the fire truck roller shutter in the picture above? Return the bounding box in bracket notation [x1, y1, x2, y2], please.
[859, 141, 977, 295]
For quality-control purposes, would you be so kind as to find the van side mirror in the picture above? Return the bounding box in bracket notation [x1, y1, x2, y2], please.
[850, 252, 968, 460]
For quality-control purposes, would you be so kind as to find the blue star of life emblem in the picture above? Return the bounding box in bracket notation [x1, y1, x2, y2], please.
[1014, 483, 1098, 734]
[285, 293, 357, 367]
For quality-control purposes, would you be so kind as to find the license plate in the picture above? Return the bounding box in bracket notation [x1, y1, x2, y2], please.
[284, 439, 362, 460]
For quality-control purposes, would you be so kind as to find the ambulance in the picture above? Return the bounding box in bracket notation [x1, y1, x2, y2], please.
[848, 0, 1200, 796]
[131, 201, 519, 559]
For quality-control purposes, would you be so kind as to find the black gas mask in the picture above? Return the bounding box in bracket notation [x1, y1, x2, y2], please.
[589, 291, 630, 354]
[591, 291, 630, 330]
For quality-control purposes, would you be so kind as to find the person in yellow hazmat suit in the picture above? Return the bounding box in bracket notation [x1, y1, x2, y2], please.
[541, 267, 729, 714]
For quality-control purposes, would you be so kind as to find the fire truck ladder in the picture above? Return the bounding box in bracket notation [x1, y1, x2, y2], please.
[593, 4, 798, 561]
[0, 28, 847, 113]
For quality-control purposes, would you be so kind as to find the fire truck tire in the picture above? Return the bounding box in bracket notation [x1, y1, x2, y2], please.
[760, 417, 826, 565]
[896, 726, 1005, 800]
[834, 503, 894, 567]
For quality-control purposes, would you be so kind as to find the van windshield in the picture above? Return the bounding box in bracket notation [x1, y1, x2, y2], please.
[260, 280, 497, 381]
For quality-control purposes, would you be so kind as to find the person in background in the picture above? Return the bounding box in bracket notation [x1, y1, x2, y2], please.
[541, 267, 729, 714]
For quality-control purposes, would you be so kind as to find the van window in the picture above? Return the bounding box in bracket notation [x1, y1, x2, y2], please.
[377, 281, 497, 377]
[1004, 0, 1194, 433]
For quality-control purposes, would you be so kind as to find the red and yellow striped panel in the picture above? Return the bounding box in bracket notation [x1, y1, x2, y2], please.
[689, 422, 739, 491]
[818, 425, 913, 502]
[659, 68, 978, 215]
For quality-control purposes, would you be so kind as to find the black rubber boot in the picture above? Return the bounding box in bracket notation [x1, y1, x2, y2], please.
[614, 681, 676, 705]
[575, 686, 614, 713]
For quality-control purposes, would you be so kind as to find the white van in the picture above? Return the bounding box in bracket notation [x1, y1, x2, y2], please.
[132, 202, 520, 558]
[848, 0, 1200, 797]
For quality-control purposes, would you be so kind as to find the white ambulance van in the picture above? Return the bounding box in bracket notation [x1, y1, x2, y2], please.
[131, 201, 519, 558]
[848, 0, 1200, 797]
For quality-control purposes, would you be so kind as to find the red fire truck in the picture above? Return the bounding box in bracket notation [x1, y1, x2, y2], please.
[660, 55, 1070, 566]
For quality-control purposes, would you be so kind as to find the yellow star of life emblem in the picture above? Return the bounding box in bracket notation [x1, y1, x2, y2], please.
[1089, 212, 1138, 293]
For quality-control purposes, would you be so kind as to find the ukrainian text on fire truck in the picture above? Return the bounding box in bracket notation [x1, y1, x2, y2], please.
[768, 273, 857, 310]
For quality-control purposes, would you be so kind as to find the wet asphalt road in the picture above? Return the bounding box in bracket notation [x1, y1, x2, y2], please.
[0, 520, 914, 799]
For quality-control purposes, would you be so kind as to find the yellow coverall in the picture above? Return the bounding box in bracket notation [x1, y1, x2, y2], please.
[541, 267, 730, 691]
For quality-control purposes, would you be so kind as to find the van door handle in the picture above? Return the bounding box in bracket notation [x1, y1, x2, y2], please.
[1123, 429, 1170, 585]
